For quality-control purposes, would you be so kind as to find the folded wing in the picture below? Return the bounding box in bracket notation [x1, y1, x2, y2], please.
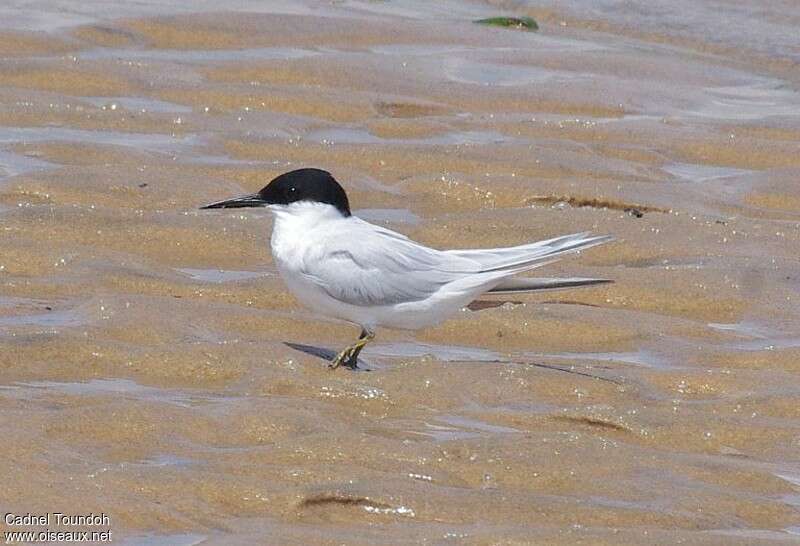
[299, 219, 612, 307]
[297, 220, 477, 306]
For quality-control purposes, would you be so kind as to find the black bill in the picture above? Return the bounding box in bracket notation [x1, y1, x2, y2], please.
[199, 193, 267, 209]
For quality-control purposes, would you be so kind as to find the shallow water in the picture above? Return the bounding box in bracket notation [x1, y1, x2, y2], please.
[1, 0, 799, 543]
[176, 267, 272, 283]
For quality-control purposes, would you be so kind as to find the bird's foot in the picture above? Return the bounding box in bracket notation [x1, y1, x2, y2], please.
[329, 329, 374, 370]
[329, 346, 359, 370]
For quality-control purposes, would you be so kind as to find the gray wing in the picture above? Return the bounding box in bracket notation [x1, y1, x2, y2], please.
[298, 220, 477, 307]
[298, 220, 612, 307]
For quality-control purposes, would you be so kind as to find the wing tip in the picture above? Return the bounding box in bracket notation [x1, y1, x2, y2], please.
[488, 276, 614, 293]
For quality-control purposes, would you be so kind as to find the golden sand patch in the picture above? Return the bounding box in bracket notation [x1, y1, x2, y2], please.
[366, 119, 450, 140]
[498, 120, 631, 144]
[204, 56, 626, 119]
[556, 279, 744, 323]
[0, 337, 113, 383]
[0, 31, 77, 57]
[0, 207, 266, 268]
[720, 124, 800, 142]
[745, 192, 800, 212]
[225, 139, 513, 183]
[420, 305, 637, 353]
[120, 346, 245, 386]
[448, 95, 627, 118]
[0, 244, 68, 277]
[226, 139, 623, 202]
[0, 108, 186, 134]
[0, 67, 137, 97]
[158, 88, 373, 123]
[102, 275, 295, 312]
[673, 137, 800, 170]
[646, 410, 797, 461]
[126, 19, 249, 50]
[205, 63, 329, 88]
[121, 13, 468, 51]
[710, 347, 800, 373]
[12, 142, 159, 167]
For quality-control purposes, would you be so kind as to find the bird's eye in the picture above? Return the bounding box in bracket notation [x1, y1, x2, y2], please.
[289, 187, 296, 193]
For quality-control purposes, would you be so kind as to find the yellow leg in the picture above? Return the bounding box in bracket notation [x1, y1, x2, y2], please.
[329, 329, 374, 370]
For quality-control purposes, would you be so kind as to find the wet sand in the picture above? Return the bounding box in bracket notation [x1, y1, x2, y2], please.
[1, 0, 799, 543]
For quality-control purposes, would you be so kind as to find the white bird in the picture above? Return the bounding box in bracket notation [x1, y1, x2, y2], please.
[201, 168, 612, 369]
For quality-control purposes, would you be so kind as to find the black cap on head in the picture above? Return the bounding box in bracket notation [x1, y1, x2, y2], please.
[200, 168, 351, 216]
[258, 168, 350, 216]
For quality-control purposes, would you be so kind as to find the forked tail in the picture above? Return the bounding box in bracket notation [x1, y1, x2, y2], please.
[447, 232, 611, 272]
[445, 231, 613, 294]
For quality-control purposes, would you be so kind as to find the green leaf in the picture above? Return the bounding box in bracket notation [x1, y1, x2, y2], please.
[474, 16, 539, 31]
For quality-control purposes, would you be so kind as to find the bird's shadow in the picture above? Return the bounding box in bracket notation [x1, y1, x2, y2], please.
[283, 341, 622, 384]
[283, 342, 373, 371]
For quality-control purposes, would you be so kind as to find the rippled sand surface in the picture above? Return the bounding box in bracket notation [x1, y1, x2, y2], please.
[1, 1, 799, 543]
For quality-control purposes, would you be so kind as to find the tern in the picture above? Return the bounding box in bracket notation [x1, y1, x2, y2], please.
[201, 168, 611, 369]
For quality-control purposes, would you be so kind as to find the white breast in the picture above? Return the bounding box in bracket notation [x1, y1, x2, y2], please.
[269, 202, 361, 321]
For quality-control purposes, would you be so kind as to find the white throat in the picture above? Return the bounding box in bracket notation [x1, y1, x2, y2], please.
[269, 201, 346, 256]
